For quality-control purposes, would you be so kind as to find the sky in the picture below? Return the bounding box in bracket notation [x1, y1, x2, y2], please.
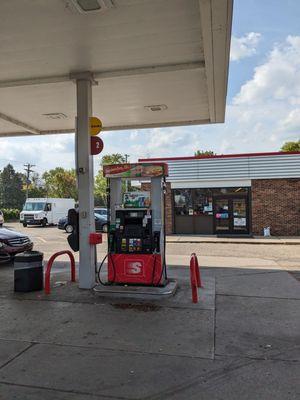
[1, 0, 300, 175]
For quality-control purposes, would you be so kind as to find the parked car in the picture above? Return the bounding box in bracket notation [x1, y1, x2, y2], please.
[0, 210, 4, 227]
[94, 207, 108, 217]
[0, 228, 33, 264]
[58, 213, 108, 233]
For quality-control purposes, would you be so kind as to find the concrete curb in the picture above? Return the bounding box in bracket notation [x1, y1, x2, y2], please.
[166, 239, 300, 245]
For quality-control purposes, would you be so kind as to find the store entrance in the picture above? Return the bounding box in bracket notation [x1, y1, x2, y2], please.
[173, 187, 250, 235]
[213, 195, 249, 235]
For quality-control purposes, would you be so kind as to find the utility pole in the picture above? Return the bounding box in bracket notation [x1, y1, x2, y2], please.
[24, 163, 35, 199]
[124, 154, 130, 192]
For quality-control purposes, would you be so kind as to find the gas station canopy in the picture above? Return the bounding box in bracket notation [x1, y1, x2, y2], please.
[0, 0, 233, 137]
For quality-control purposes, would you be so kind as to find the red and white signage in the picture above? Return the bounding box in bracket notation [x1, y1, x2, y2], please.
[90, 136, 104, 155]
[103, 163, 168, 178]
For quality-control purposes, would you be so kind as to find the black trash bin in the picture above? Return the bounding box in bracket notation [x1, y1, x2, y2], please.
[14, 251, 44, 292]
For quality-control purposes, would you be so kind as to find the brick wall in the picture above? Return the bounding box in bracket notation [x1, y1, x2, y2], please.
[164, 183, 173, 234]
[141, 182, 173, 235]
[251, 178, 300, 236]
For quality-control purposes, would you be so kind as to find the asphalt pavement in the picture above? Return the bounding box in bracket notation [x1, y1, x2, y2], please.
[3, 222, 300, 272]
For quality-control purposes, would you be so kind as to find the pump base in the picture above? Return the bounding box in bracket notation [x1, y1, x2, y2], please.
[93, 278, 178, 299]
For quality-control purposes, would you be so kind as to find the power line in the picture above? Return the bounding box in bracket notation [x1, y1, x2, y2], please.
[24, 163, 36, 199]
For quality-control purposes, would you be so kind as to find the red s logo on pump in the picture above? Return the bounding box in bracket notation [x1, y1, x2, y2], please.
[126, 261, 143, 275]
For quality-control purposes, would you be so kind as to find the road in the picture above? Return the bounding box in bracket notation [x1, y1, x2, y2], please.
[3, 222, 300, 273]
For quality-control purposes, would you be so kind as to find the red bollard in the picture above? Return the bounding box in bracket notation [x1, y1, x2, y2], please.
[45, 250, 76, 295]
[194, 255, 202, 288]
[190, 254, 199, 303]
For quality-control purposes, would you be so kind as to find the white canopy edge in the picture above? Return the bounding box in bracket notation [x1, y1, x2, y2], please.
[199, 0, 233, 123]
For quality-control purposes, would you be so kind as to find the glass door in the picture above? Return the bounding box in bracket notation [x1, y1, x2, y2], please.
[232, 198, 248, 233]
[214, 198, 230, 233]
[213, 195, 249, 234]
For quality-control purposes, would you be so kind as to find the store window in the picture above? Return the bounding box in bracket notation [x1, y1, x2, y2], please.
[173, 186, 250, 235]
[194, 189, 213, 215]
[174, 189, 213, 216]
[174, 189, 192, 215]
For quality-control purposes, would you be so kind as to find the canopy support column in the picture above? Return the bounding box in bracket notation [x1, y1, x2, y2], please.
[74, 72, 97, 289]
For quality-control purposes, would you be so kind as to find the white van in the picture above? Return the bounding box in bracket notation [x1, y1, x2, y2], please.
[20, 198, 75, 227]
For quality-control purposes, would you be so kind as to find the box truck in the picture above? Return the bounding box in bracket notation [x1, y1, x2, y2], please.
[20, 198, 75, 227]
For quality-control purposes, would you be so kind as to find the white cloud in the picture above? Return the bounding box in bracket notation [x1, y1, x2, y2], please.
[230, 32, 261, 61]
[280, 109, 300, 132]
[0, 134, 75, 174]
[229, 35, 300, 147]
[234, 35, 300, 105]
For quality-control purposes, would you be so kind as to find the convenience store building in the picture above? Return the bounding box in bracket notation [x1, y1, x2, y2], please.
[140, 151, 300, 236]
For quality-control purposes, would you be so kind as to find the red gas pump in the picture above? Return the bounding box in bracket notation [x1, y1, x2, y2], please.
[101, 163, 168, 287]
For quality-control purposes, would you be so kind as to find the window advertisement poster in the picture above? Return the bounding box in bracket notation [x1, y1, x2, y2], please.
[234, 217, 246, 226]
[123, 192, 151, 208]
[216, 213, 229, 219]
[203, 203, 213, 212]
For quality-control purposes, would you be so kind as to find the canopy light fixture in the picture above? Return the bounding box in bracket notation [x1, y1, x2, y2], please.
[68, 0, 114, 14]
[144, 104, 168, 112]
[43, 113, 68, 120]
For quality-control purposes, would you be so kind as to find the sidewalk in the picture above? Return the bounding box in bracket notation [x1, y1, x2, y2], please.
[166, 235, 300, 245]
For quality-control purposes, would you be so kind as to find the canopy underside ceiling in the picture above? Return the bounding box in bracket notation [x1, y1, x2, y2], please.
[0, 0, 233, 137]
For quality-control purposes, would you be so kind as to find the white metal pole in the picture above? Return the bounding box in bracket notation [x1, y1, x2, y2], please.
[75, 73, 96, 289]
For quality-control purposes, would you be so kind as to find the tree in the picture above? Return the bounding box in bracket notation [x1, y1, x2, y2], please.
[194, 150, 215, 157]
[0, 164, 25, 209]
[42, 168, 77, 199]
[101, 154, 127, 165]
[94, 154, 127, 206]
[281, 140, 300, 152]
[27, 172, 47, 198]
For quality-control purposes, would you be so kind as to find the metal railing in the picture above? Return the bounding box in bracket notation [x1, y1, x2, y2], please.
[45, 250, 76, 295]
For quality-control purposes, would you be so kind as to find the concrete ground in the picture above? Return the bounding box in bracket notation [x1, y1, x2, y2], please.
[0, 223, 299, 399]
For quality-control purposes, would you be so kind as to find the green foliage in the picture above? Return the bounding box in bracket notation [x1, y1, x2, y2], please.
[194, 150, 215, 156]
[101, 154, 127, 166]
[94, 154, 128, 206]
[27, 185, 47, 198]
[26, 172, 47, 198]
[42, 168, 77, 200]
[1, 208, 20, 221]
[0, 154, 131, 210]
[94, 172, 107, 206]
[0, 164, 25, 209]
[281, 140, 300, 152]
